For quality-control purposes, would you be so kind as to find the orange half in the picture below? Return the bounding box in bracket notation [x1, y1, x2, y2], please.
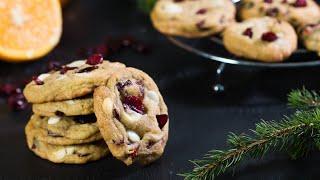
[0, 0, 62, 62]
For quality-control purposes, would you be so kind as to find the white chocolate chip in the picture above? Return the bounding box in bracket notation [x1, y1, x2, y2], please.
[163, 3, 182, 14]
[48, 116, 61, 125]
[37, 73, 50, 81]
[54, 149, 66, 159]
[122, 109, 143, 123]
[67, 60, 85, 67]
[66, 100, 75, 105]
[102, 98, 113, 114]
[65, 147, 75, 155]
[127, 130, 141, 142]
[145, 90, 159, 104]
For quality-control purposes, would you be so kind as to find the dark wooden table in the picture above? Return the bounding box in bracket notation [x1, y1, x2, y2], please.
[2, 0, 320, 179]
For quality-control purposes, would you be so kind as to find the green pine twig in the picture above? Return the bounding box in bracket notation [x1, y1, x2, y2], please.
[179, 105, 320, 180]
[137, 0, 157, 14]
[288, 88, 320, 109]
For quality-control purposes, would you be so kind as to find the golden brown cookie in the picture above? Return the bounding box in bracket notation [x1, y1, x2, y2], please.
[151, 0, 236, 38]
[94, 68, 169, 165]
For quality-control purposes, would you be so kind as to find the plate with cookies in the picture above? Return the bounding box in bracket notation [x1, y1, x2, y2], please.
[150, 0, 320, 67]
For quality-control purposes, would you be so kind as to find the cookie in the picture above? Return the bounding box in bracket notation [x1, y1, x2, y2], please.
[223, 17, 297, 62]
[299, 23, 320, 55]
[94, 68, 169, 165]
[26, 129, 108, 164]
[33, 97, 93, 117]
[23, 59, 126, 103]
[151, 0, 236, 38]
[240, 0, 320, 27]
[26, 115, 102, 145]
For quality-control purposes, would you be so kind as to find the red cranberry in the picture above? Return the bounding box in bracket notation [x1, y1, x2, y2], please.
[60, 66, 77, 74]
[266, 8, 279, 17]
[174, 0, 184, 2]
[261, 32, 278, 42]
[32, 76, 44, 85]
[116, 80, 132, 91]
[94, 44, 109, 57]
[86, 54, 103, 65]
[156, 114, 168, 129]
[120, 36, 136, 48]
[0, 84, 17, 96]
[196, 20, 210, 31]
[196, 8, 207, 15]
[123, 95, 145, 114]
[113, 109, 120, 120]
[8, 93, 28, 111]
[47, 61, 61, 71]
[293, 0, 307, 7]
[264, 0, 273, 3]
[242, 28, 253, 38]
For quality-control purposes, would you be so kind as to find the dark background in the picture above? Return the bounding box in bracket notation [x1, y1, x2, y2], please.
[1, 0, 320, 179]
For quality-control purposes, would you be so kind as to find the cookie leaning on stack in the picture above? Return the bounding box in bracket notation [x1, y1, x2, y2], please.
[23, 58, 126, 164]
[23, 56, 170, 165]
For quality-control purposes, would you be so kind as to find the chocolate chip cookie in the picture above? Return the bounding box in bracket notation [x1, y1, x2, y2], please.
[299, 23, 320, 55]
[27, 114, 102, 145]
[24, 59, 126, 103]
[93, 68, 169, 165]
[26, 130, 108, 164]
[223, 17, 297, 62]
[32, 97, 93, 117]
[240, 0, 320, 27]
[151, 0, 236, 38]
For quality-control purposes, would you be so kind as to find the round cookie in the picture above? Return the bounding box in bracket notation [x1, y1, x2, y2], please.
[26, 130, 108, 164]
[240, 0, 320, 27]
[93, 68, 169, 165]
[299, 23, 320, 55]
[26, 115, 102, 145]
[23, 60, 126, 103]
[151, 0, 236, 38]
[33, 97, 93, 117]
[223, 17, 297, 62]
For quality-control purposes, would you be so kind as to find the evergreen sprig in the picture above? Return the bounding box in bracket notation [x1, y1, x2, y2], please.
[137, 0, 157, 14]
[288, 88, 320, 109]
[180, 89, 320, 180]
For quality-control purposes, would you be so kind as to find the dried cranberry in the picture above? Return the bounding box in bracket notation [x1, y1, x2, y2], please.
[174, 0, 184, 2]
[0, 83, 17, 96]
[196, 20, 210, 31]
[32, 76, 44, 85]
[266, 8, 279, 17]
[264, 0, 273, 3]
[292, 0, 307, 7]
[113, 109, 120, 120]
[242, 28, 253, 38]
[123, 95, 145, 114]
[156, 114, 168, 129]
[76, 66, 98, 73]
[47, 130, 63, 137]
[120, 36, 136, 47]
[47, 61, 61, 71]
[94, 44, 109, 56]
[282, 0, 287, 3]
[147, 141, 155, 149]
[261, 32, 278, 42]
[55, 111, 65, 116]
[60, 66, 76, 74]
[86, 54, 103, 65]
[133, 43, 151, 54]
[7, 93, 28, 111]
[116, 80, 132, 91]
[196, 8, 207, 15]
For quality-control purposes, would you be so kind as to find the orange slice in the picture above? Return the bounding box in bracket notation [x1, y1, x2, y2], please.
[0, 0, 62, 62]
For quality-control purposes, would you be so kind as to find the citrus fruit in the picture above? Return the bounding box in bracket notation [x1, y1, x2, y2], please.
[0, 0, 62, 62]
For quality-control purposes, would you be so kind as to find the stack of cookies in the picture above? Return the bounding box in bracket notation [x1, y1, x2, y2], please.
[23, 55, 169, 165]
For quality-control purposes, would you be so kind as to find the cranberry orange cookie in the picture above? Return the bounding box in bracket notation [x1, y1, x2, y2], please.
[240, 0, 320, 27]
[94, 68, 169, 165]
[299, 23, 320, 55]
[27, 114, 102, 145]
[26, 128, 108, 164]
[151, 0, 236, 38]
[32, 97, 93, 117]
[223, 17, 297, 62]
[24, 56, 125, 103]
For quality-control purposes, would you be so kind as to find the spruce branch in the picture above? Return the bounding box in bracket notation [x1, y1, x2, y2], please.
[288, 88, 320, 109]
[179, 108, 320, 180]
